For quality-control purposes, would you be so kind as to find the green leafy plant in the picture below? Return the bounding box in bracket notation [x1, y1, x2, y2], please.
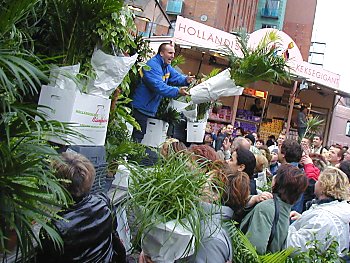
[0, 1, 87, 260]
[171, 54, 186, 68]
[126, 152, 214, 253]
[33, 0, 124, 72]
[0, 45, 82, 263]
[225, 220, 294, 263]
[226, 30, 291, 87]
[303, 115, 324, 140]
[156, 98, 181, 124]
[286, 233, 349, 263]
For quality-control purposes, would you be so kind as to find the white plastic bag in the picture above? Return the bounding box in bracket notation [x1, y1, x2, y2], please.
[190, 69, 244, 104]
[116, 205, 132, 255]
[142, 220, 195, 263]
[49, 64, 80, 90]
[89, 50, 138, 98]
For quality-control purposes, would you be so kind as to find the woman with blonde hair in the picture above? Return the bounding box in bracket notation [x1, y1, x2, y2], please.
[287, 167, 350, 257]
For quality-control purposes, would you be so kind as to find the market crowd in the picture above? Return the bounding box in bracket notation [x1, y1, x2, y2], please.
[35, 42, 350, 262]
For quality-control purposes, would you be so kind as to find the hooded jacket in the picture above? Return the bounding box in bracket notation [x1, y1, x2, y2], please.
[287, 200, 350, 256]
[131, 54, 188, 117]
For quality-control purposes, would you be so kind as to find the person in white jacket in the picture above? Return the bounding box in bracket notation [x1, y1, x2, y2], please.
[287, 167, 350, 256]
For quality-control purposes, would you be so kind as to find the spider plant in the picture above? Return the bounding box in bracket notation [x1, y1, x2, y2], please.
[126, 152, 216, 256]
[226, 30, 291, 87]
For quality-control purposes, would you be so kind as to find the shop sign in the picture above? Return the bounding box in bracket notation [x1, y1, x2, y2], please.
[174, 17, 342, 92]
[289, 60, 340, 90]
[174, 16, 243, 56]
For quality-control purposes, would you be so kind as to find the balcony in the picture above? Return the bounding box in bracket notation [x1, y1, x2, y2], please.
[166, 0, 183, 15]
[261, 7, 279, 19]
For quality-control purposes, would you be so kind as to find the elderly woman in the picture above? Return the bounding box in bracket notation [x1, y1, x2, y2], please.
[240, 164, 308, 255]
[287, 167, 350, 257]
[37, 152, 126, 263]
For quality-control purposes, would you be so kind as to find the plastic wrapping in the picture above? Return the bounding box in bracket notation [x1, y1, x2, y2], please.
[190, 69, 244, 104]
[89, 50, 138, 98]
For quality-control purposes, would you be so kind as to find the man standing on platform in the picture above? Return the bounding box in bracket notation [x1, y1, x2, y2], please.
[131, 42, 193, 142]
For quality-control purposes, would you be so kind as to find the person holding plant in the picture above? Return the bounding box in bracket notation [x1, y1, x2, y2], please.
[240, 164, 308, 255]
[131, 42, 194, 142]
[37, 152, 126, 263]
[287, 167, 350, 257]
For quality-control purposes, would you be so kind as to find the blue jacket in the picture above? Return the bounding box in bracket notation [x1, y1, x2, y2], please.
[131, 54, 188, 117]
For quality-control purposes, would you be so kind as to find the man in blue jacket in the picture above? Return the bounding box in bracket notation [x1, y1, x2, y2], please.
[131, 42, 193, 142]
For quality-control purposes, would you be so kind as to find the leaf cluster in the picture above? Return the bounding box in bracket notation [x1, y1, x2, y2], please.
[156, 98, 181, 124]
[286, 234, 349, 263]
[0, 1, 88, 259]
[303, 115, 324, 140]
[225, 220, 294, 263]
[32, 0, 124, 72]
[126, 153, 214, 251]
[227, 30, 291, 87]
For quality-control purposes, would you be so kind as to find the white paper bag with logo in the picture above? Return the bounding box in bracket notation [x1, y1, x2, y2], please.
[89, 50, 138, 98]
[142, 220, 195, 263]
[49, 64, 80, 91]
[190, 68, 244, 104]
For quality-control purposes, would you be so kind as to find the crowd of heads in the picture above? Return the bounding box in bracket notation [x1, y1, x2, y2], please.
[50, 123, 350, 262]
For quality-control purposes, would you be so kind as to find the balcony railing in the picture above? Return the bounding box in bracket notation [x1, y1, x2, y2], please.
[166, 0, 184, 15]
[261, 7, 279, 19]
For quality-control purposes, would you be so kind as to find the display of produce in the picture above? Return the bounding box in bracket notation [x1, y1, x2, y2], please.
[259, 119, 284, 142]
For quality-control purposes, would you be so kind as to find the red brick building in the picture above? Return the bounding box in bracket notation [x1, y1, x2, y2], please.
[282, 0, 317, 61]
[166, 0, 259, 33]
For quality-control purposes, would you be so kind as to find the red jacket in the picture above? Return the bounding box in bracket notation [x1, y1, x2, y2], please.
[304, 163, 320, 181]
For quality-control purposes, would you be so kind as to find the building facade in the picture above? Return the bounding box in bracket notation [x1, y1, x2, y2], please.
[254, 0, 288, 30]
[173, 0, 259, 33]
[283, 0, 317, 61]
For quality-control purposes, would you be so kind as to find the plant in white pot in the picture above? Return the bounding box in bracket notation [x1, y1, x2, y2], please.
[126, 152, 216, 262]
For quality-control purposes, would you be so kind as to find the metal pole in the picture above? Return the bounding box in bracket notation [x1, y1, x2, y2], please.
[286, 80, 298, 135]
[196, 52, 205, 76]
[149, 1, 157, 38]
[231, 95, 240, 125]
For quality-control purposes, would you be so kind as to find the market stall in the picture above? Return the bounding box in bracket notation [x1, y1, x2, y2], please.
[144, 16, 349, 145]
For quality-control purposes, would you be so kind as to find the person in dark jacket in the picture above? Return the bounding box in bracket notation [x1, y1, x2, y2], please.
[131, 42, 193, 142]
[37, 152, 126, 263]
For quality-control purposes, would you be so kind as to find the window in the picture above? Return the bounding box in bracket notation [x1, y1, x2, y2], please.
[262, 24, 277, 29]
[145, 21, 157, 37]
[265, 0, 280, 9]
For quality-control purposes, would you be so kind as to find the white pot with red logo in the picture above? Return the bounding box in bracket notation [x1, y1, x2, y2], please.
[37, 85, 111, 145]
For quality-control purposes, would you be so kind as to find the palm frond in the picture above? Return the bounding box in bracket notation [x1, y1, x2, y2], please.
[0, 0, 41, 37]
[225, 30, 291, 87]
[225, 220, 294, 263]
